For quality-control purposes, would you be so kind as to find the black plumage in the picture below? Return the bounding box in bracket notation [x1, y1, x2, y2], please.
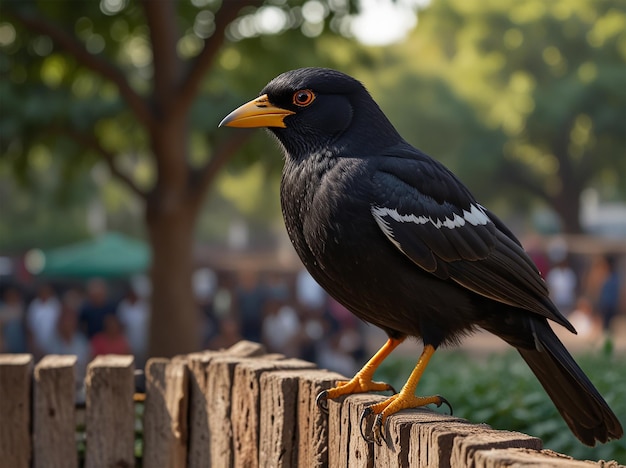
[220, 67, 622, 446]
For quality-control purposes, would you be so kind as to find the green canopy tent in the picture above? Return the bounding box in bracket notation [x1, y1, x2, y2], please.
[27, 232, 150, 279]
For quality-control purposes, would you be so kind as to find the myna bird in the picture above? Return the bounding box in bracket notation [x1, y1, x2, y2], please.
[219, 67, 623, 446]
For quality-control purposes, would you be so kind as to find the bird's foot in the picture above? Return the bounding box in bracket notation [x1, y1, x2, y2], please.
[359, 393, 452, 445]
[316, 377, 396, 414]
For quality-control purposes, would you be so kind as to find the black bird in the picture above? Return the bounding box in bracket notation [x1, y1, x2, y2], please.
[219, 67, 623, 446]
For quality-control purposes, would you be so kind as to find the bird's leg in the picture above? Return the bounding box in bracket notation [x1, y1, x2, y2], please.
[316, 337, 404, 412]
[360, 344, 451, 444]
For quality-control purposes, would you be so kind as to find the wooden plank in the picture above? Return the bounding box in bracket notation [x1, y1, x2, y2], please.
[231, 358, 316, 468]
[225, 340, 266, 357]
[205, 355, 248, 468]
[143, 357, 189, 468]
[345, 394, 385, 468]
[327, 397, 346, 468]
[85, 355, 135, 468]
[257, 368, 345, 468]
[451, 428, 542, 468]
[0, 354, 33, 468]
[186, 351, 220, 468]
[204, 353, 286, 468]
[258, 370, 302, 468]
[187, 342, 266, 468]
[475, 448, 609, 468]
[366, 407, 463, 467]
[373, 410, 419, 467]
[416, 419, 481, 467]
[33, 355, 77, 468]
[296, 370, 345, 468]
[328, 393, 386, 468]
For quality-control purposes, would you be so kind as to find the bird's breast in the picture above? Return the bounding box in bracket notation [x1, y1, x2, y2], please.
[280, 154, 479, 340]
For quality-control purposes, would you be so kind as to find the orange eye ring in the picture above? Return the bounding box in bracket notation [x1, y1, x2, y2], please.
[293, 89, 315, 107]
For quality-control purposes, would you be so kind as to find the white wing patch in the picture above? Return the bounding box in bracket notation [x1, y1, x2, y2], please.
[371, 204, 490, 236]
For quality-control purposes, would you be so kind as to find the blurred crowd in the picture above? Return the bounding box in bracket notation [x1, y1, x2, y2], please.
[198, 268, 368, 378]
[0, 278, 148, 394]
[525, 242, 624, 342]
[0, 247, 624, 396]
[0, 269, 369, 387]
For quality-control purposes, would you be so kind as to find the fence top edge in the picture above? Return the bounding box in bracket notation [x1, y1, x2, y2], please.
[0, 354, 34, 366]
[88, 354, 134, 368]
[36, 354, 77, 369]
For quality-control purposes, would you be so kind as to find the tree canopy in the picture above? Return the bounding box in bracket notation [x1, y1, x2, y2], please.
[363, 0, 626, 233]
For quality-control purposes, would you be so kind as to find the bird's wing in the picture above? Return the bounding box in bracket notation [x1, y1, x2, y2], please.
[369, 149, 573, 329]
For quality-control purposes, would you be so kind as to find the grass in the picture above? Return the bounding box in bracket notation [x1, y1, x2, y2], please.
[375, 342, 626, 463]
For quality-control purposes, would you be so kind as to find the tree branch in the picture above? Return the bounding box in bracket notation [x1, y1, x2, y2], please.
[6, 7, 153, 128]
[55, 127, 148, 200]
[171, 0, 262, 120]
[500, 160, 552, 204]
[188, 129, 254, 207]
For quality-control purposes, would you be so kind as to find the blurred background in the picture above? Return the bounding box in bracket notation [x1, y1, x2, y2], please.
[0, 0, 625, 460]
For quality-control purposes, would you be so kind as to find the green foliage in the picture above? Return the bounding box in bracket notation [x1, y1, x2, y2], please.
[0, 0, 361, 251]
[363, 0, 626, 232]
[376, 347, 626, 462]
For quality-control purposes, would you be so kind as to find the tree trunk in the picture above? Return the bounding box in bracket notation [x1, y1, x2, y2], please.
[146, 197, 200, 357]
[551, 183, 583, 234]
[145, 113, 201, 358]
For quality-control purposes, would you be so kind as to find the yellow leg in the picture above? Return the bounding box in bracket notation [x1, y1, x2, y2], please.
[317, 337, 404, 410]
[362, 344, 450, 444]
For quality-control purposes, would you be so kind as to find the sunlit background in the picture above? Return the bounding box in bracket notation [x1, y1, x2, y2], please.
[0, 0, 625, 461]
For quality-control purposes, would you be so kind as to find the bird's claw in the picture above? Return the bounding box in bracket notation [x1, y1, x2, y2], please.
[359, 407, 375, 443]
[359, 407, 387, 445]
[372, 413, 387, 445]
[358, 394, 451, 444]
[436, 394, 453, 415]
[316, 390, 329, 414]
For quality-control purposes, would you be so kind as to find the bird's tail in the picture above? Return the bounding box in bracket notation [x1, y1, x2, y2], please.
[515, 320, 623, 446]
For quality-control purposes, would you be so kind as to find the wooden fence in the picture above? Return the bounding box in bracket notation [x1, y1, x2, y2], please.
[0, 341, 621, 467]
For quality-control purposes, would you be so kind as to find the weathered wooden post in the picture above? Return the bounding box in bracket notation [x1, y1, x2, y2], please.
[143, 357, 189, 468]
[186, 341, 266, 468]
[33, 355, 78, 468]
[0, 354, 33, 468]
[85, 355, 135, 468]
[231, 358, 316, 468]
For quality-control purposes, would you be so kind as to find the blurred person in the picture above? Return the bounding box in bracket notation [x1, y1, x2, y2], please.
[568, 296, 601, 340]
[207, 316, 243, 350]
[296, 269, 327, 313]
[79, 278, 117, 339]
[48, 291, 90, 391]
[91, 314, 131, 357]
[317, 330, 358, 378]
[298, 308, 329, 363]
[546, 258, 577, 315]
[203, 273, 235, 346]
[213, 273, 235, 319]
[328, 297, 358, 330]
[598, 255, 622, 334]
[262, 297, 300, 356]
[193, 268, 219, 345]
[583, 255, 611, 304]
[234, 270, 266, 343]
[26, 283, 61, 356]
[117, 286, 149, 366]
[0, 286, 27, 353]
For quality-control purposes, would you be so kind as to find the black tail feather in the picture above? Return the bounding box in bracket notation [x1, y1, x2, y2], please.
[516, 320, 623, 446]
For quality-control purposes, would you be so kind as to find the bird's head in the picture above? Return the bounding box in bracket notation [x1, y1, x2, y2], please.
[219, 67, 401, 158]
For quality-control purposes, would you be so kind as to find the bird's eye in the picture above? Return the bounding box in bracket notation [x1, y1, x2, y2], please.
[293, 89, 315, 107]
